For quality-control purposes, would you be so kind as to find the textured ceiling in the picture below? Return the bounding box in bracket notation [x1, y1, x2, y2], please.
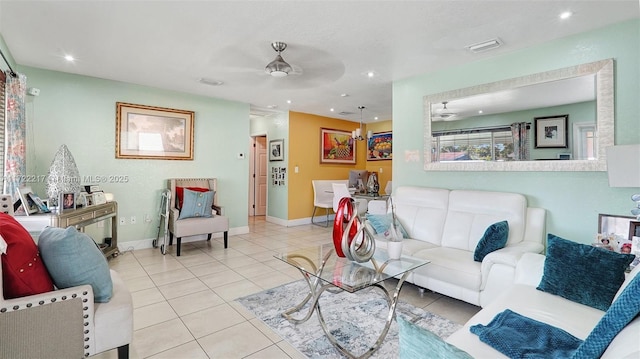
[1, 1, 637, 123]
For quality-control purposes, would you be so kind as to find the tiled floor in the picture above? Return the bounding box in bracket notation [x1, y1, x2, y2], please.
[95, 217, 480, 359]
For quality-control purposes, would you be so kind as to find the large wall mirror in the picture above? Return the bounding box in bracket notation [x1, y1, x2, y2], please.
[423, 58, 614, 171]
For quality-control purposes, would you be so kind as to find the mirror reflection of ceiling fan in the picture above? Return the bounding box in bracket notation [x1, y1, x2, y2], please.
[432, 101, 458, 121]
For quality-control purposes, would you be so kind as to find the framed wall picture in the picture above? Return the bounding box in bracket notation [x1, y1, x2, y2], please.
[535, 115, 569, 148]
[17, 186, 38, 215]
[61, 192, 76, 211]
[116, 102, 195, 160]
[269, 139, 284, 161]
[320, 128, 356, 164]
[367, 131, 392, 161]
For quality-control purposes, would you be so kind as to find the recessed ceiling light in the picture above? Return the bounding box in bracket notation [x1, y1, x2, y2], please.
[266, 105, 278, 109]
[374, 116, 379, 120]
[330, 108, 335, 112]
[199, 78, 224, 86]
[64, 55, 75, 62]
[286, 100, 291, 104]
[367, 71, 375, 78]
[340, 93, 349, 97]
[560, 11, 573, 19]
[478, 110, 483, 114]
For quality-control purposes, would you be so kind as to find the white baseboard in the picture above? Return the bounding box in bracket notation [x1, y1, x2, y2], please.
[116, 226, 249, 252]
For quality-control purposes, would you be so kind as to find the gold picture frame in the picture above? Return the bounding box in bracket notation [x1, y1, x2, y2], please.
[320, 128, 356, 164]
[116, 102, 194, 160]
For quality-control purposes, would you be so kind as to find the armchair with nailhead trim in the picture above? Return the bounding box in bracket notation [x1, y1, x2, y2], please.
[0, 263, 133, 358]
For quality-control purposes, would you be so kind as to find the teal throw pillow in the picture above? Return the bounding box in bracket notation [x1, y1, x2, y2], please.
[473, 221, 509, 262]
[537, 234, 635, 311]
[398, 316, 473, 359]
[179, 189, 214, 219]
[38, 226, 113, 302]
[571, 274, 640, 358]
[365, 213, 409, 238]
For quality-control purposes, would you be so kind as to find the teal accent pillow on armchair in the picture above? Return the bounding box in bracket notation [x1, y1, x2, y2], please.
[179, 189, 214, 219]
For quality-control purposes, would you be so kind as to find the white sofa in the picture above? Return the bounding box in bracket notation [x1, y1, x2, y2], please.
[372, 186, 546, 307]
[446, 253, 640, 358]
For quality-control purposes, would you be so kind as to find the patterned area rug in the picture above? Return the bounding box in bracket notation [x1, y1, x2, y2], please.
[236, 280, 461, 358]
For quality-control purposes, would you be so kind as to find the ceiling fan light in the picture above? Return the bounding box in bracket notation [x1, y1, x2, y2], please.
[265, 54, 292, 77]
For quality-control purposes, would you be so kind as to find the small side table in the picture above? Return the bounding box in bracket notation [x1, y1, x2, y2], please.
[15, 201, 119, 258]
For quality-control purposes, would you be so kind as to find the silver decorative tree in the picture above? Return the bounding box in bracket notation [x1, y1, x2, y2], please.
[45, 144, 81, 207]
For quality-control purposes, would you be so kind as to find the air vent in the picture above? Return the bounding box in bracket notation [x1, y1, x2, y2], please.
[338, 111, 354, 116]
[466, 38, 502, 53]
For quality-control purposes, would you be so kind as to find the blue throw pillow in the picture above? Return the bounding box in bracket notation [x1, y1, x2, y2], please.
[571, 274, 640, 358]
[398, 316, 472, 359]
[365, 213, 409, 238]
[38, 226, 113, 302]
[537, 234, 635, 311]
[179, 189, 214, 219]
[473, 220, 509, 262]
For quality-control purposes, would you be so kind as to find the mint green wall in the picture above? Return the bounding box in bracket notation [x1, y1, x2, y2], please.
[393, 19, 640, 244]
[19, 66, 250, 243]
[250, 112, 289, 221]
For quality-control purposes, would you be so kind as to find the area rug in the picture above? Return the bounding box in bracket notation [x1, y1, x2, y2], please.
[236, 280, 461, 358]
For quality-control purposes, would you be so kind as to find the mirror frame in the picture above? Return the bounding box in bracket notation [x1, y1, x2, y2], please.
[423, 58, 614, 171]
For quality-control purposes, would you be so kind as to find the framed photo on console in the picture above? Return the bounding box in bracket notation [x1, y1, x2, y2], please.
[61, 192, 76, 211]
[17, 186, 39, 215]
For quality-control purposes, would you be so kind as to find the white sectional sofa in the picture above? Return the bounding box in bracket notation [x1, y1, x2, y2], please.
[446, 253, 640, 358]
[372, 186, 546, 307]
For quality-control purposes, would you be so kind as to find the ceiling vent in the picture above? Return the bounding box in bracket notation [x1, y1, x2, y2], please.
[466, 38, 502, 53]
[338, 111, 355, 116]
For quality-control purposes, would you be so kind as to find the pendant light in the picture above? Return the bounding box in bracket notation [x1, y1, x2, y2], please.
[352, 106, 371, 141]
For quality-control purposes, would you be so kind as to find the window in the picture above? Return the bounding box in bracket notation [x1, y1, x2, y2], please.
[573, 122, 597, 160]
[432, 128, 514, 162]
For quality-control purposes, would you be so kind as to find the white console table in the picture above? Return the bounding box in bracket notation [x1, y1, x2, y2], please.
[16, 201, 119, 258]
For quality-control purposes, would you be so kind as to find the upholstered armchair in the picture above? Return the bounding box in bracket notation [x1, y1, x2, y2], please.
[0, 219, 133, 359]
[167, 178, 229, 256]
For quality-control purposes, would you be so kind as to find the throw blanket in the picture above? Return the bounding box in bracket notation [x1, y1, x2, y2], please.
[469, 309, 582, 358]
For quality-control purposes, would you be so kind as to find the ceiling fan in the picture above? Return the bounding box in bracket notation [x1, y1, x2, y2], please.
[432, 101, 457, 121]
[265, 42, 296, 77]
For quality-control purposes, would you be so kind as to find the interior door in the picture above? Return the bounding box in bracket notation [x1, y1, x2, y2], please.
[255, 136, 267, 216]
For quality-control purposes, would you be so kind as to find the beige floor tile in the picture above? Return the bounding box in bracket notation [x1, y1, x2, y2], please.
[232, 262, 276, 279]
[198, 321, 273, 358]
[425, 296, 481, 325]
[122, 275, 156, 293]
[180, 303, 246, 339]
[131, 287, 166, 309]
[251, 271, 298, 290]
[276, 340, 308, 359]
[244, 344, 292, 359]
[133, 301, 177, 330]
[145, 340, 208, 359]
[218, 255, 260, 269]
[157, 278, 208, 300]
[143, 259, 186, 275]
[227, 300, 256, 320]
[168, 289, 225, 316]
[117, 266, 150, 281]
[133, 318, 194, 358]
[249, 318, 283, 343]
[187, 260, 231, 277]
[199, 269, 244, 289]
[175, 252, 218, 267]
[149, 268, 195, 286]
[213, 279, 263, 302]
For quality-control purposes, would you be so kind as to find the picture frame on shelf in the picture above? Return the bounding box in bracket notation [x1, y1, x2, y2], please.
[17, 186, 39, 215]
[320, 128, 356, 164]
[85, 194, 94, 207]
[61, 192, 76, 211]
[93, 192, 107, 205]
[28, 192, 51, 213]
[367, 131, 392, 161]
[76, 192, 87, 208]
[535, 114, 569, 148]
[598, 213, 636, 252]
[269, 139, 284, 161]
[116, 102, 195, 160]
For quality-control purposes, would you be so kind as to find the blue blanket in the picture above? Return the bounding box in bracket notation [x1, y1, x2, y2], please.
[469, 309, 582, 358]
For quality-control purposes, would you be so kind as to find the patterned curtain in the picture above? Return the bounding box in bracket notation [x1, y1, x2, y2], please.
[4, 72, 27, 199]
[511, 122, 530, 161]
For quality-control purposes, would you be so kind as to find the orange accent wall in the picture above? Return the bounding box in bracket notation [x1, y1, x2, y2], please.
[288, 113, 393, 220]
[288, 111, 367, 220]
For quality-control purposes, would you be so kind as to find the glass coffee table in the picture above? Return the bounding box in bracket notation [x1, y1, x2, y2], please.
[275, 243, 429, 359]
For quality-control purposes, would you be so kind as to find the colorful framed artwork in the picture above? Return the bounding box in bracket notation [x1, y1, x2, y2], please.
[320, 128, 356, 164]
[535, 115, 569, 148]
[367, 131, 392, 161]
[116, 102, 194, 160]
[269, 139, 284, 161]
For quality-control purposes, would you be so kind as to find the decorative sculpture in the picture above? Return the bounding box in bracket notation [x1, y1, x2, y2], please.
[45, 144, 81, 207]
[367, 172, 380, 195]
[332, 197, 376, 262]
